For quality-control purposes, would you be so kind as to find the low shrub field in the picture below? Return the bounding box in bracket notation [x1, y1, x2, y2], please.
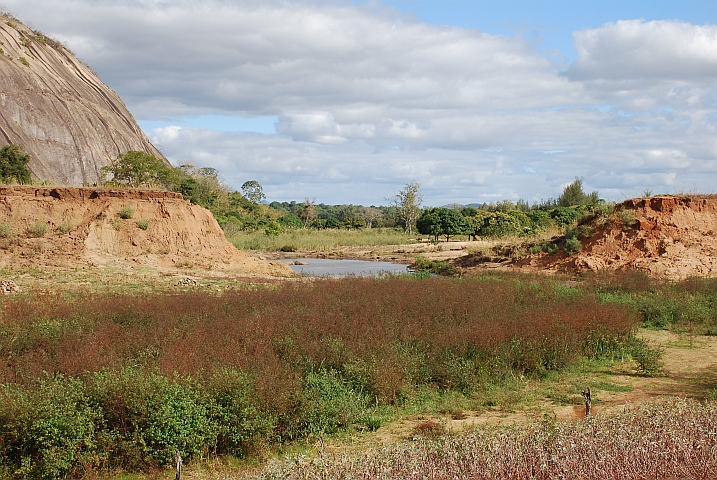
[0, 274, 639, 478]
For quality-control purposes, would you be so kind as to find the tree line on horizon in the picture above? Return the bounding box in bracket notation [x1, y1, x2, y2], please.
[1, 146, 604, 241]
[98, 150, 605, 241]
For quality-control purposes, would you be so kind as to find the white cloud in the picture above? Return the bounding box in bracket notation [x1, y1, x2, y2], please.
[3, 1, 717, 203]
[567, 20, 717, 82]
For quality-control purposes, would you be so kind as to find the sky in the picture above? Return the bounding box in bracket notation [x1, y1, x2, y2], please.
[3, 1, 717, 206]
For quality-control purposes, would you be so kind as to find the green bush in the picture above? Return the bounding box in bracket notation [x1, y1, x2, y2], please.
[206, 369, 275, 456]
[299, 369, 369, 435]
[480, 212, 522, 238]
[628, 337, 663, 376]
[551, 207, 583, 228]
[27, 220, 48, 237]
[526, 210, 552, 231]
[414, 256, 457, 276]
[278, 214, 303, 229]
[0, 221, 12, 238]
[89, 369, 216, 467]
[564, 236, 582, 255]
[119, 207, 134, 219]
[57, 221, 74, 234]
[0, 375, 102, 480]
[264, 220, 282, 237]
[101, 151, 173, 188]
[0, 144, 32, 184]
[136, 218, 151, 230]
[617, 208, 637, 229]
[529, 242, 559, 255]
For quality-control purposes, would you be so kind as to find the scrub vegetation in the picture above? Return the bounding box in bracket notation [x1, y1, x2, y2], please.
[0, 273, 647, 479]
[97, 153, 614, 254]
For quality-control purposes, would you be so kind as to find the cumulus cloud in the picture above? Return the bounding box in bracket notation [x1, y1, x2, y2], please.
[3, 1, 717, 203]
[566, 20, 717, 82]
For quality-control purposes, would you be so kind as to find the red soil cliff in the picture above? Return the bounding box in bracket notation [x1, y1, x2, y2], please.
[0, 186, 293, 277]
[521, 195, 717, 280]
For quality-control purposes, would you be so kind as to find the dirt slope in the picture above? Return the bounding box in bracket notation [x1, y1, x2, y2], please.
[0, 15, 165, 185]
[518, 195, 717, 279]
[0, 186, 293, 277]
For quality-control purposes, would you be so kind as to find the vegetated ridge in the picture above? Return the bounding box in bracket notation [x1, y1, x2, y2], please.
[0, 186, 293, 277]
[518, 195, 717, 279]
[0, 15, 166, 185]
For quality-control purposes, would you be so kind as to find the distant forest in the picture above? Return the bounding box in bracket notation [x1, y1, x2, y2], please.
[66, 149, 609, 240]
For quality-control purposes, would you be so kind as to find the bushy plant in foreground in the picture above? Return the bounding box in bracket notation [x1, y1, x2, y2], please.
[0, 375, 102, 480]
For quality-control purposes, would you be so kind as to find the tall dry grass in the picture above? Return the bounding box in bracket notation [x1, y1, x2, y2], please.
[249, 397, 717, 480]
[227, 227, 416, 251]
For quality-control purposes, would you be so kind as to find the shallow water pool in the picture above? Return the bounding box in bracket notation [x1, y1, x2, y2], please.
[282, 258, 411, 277]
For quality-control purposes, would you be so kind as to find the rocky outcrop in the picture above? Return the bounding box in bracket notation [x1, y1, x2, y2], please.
[0, 186, 295, 277]
[0, 15, 165, 185]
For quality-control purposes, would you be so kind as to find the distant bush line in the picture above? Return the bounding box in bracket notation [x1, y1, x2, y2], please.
[97, 152, 614, 242]
[0, 274, 639, 478]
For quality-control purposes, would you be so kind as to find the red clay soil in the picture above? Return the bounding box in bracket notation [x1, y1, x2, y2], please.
[515, 195, 717, 280]
[0, 186, 294, 277]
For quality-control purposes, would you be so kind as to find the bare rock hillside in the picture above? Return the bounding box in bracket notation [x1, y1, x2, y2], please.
[0, 15, 165, 185]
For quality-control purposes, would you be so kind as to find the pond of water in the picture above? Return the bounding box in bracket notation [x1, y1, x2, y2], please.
[282, 258, 411, 277]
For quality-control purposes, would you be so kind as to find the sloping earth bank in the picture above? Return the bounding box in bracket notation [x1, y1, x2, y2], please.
[0, 186, 293, 280]
[494, 196, 717, 280]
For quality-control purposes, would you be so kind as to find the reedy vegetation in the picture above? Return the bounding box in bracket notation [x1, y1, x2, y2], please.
[0, 274, 639, 478]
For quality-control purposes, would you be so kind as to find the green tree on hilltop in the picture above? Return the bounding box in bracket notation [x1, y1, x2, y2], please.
[101, 151, 172, 188]
[558, 177, 599, 207]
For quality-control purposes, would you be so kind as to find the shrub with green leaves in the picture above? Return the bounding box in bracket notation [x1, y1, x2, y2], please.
[119, 207, 134, 219]
[264, 220, 282, 237]
[299, 369, 369, 435]
[101, 151, 173, 188]
[616, 208, 637, 229]
[564, 236, 582, 255]
[628, 337, 663, 376]
[205, 369, 275, 456]
[27, 220, 48, 237]
[480, 212, 522, 238]
[136, 218, 150, 230]
[57, 221, 74, 234]
[0, 375, 102, 480]
[89, 369, 216, 467]
[529, 242, 559, 255]
[551, 206, 583, 228]
[0, 221, 12, 238]
[0, 144, 32, 184]
[278, 214, 303, 229]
